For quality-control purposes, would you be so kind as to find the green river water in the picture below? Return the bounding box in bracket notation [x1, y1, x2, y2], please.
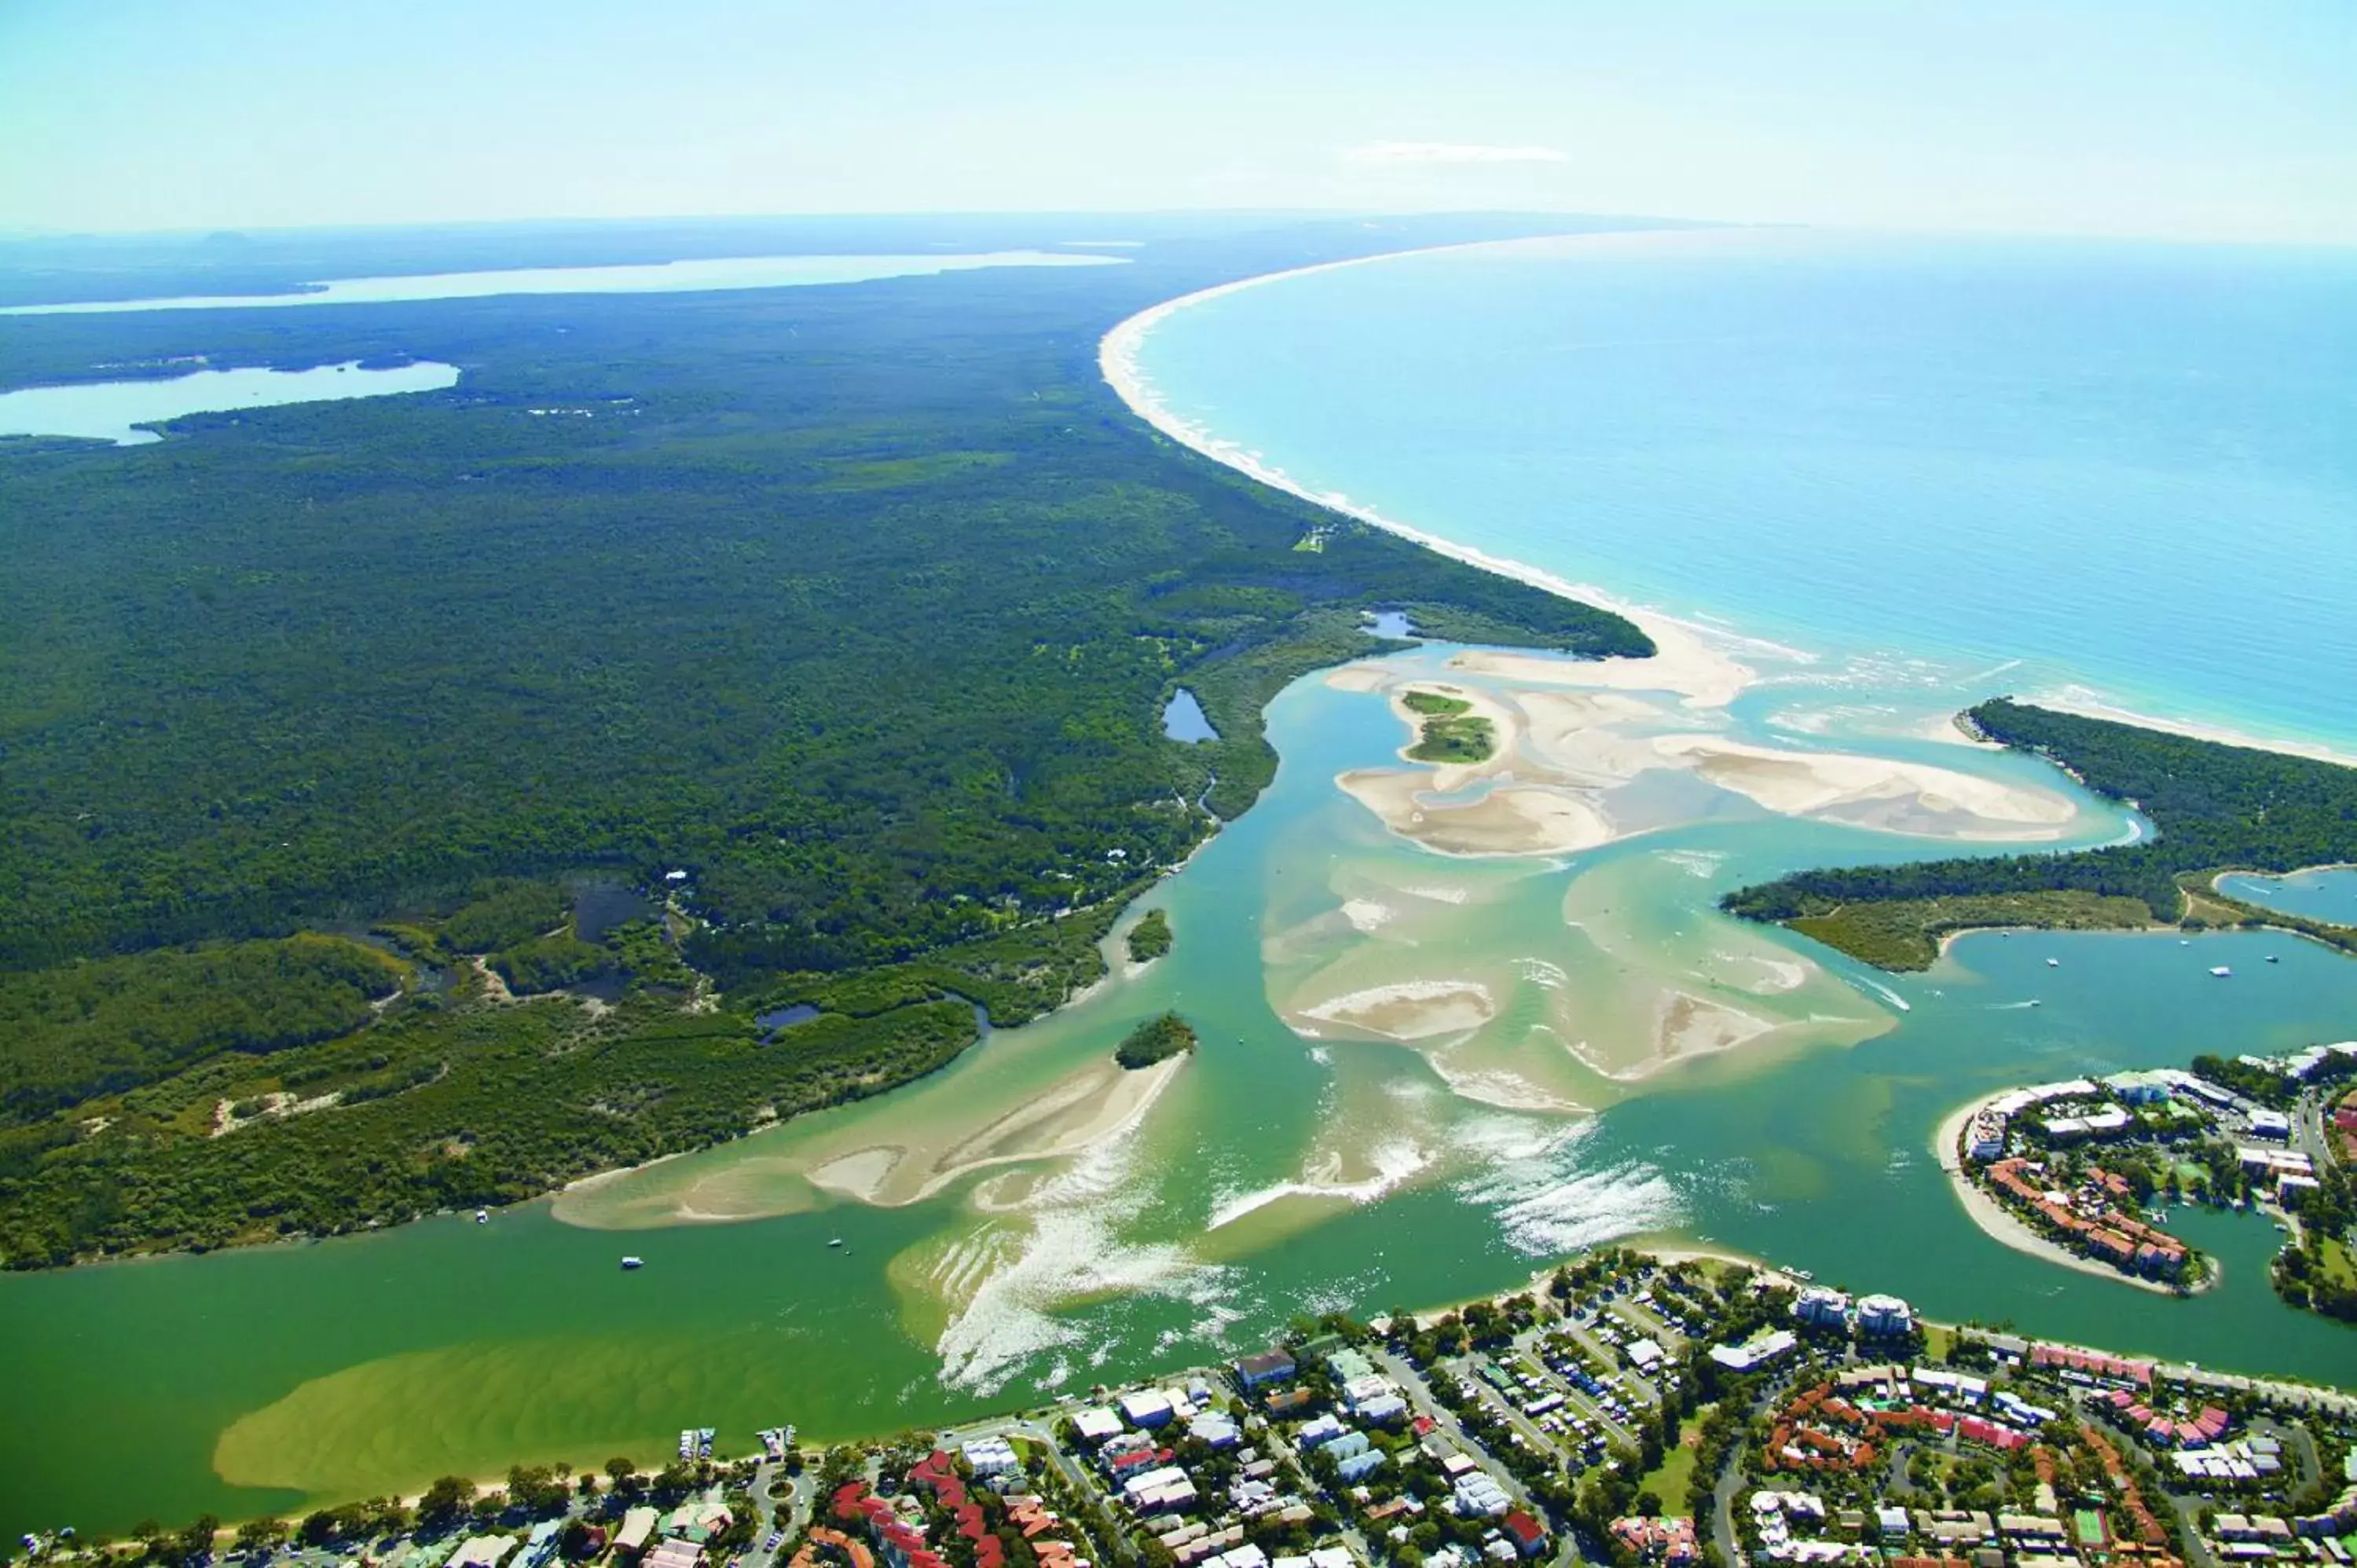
[5, 642, 2352, 1537]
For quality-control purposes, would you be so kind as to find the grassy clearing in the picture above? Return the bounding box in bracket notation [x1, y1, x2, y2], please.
[1787, 890, 2155, 970]
[1639, 1413, 1706, 1504]
[1402, 688, 1496, 764]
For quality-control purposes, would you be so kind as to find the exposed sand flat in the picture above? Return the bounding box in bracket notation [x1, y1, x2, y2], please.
[1926, 712, 2006, 748]
[1651, 733, 2077, 839]
[555, 1050, 1188, 1228]
[1655, 989, 1772, 1064]
[1299, 979, 1496, 1040]
[1325, 665, 1394, 694]
[1552, 990, 1780, 1083]
[1338, 769, 1617, 856]
[1450, 612, 1752, 709]
[1516, 691, 1673, 786]
[854, 1053, 1189, 1207]
[809, 1145, 904, 1203]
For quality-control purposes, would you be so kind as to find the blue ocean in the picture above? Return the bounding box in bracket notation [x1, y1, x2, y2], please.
[1133, 229, 2357, 754]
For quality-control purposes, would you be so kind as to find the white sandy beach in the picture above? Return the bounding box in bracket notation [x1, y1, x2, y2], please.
[1101, 236, 1784, 719]
[2032, 687, 2357, 769]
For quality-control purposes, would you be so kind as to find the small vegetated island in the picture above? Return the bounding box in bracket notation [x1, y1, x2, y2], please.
[0, 215, 1653, 1268]
[1113, 1011, 1197, 1070]
[1401, 686, 1497, 764]
[1125, 908, 1173, 964]
[1947, 1043, 2357, 1320]
[1725, 698, 2357, 970]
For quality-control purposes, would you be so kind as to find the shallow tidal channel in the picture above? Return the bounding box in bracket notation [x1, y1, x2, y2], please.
[5, 643, 2355, 1535]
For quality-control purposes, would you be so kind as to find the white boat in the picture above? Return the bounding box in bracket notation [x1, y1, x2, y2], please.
[475, 1208, 489, 1224]
[2045, 958, 2059, 968]
[828, 1237, 845, 1248]
[2210, 965, 2233, 978]
[621, 1255, 644, 1269]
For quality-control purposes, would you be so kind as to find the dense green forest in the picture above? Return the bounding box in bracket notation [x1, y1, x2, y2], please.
[0, 216, 1653, 1264]
[0, 983, 979, 1267]
[0, 936, 405, 1127]
[1725, 698, 2357, 968]
[1114, 1012, 1197, 1070]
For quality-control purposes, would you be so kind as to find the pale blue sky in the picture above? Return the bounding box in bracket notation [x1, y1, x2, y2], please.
[4, 0, 2352, 241]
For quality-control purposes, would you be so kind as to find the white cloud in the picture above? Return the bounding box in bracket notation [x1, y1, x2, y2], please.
[1343, 141, 1571, 167]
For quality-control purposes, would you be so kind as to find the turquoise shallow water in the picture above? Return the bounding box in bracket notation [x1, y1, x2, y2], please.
[2220, 868, 2357, 928]
[1134, 229, 2357, 753]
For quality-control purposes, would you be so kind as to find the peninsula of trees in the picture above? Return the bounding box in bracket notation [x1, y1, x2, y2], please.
[0, 217, 1651, 1266]
[1724, 699, 2357, 969]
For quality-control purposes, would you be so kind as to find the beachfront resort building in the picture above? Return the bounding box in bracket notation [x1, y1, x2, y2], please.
[1792, 1287, 1851, 1329]
[1712, 1328, 1800, 1372]
[1854, 1295, 1914, 1336]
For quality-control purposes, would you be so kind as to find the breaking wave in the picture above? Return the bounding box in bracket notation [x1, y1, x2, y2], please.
[1452, 1116, 1684, 1255]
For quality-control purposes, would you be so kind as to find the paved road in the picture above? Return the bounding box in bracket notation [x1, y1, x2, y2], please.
[1970, 1330, 2357, 1418]
[740, 1464, 815, 1568]
[1373, 1349, 1535, 1500]
[933, 1412, 1095, 1497]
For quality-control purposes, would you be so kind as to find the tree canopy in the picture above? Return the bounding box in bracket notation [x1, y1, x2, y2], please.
[0, 216, 1651, 1264]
